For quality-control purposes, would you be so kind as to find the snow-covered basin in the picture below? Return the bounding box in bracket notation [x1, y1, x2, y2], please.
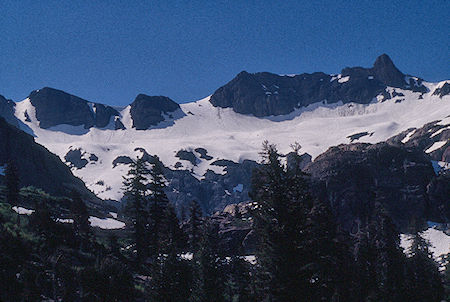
[13, 81, 450, 201]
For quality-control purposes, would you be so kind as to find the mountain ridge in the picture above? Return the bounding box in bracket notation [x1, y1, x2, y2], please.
[0, 55, 448, 221]
[209, 54, 430, 117]
[2, 54, 447, 131]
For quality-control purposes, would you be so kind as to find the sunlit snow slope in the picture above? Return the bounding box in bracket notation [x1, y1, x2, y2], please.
[14, 81, 450, 201]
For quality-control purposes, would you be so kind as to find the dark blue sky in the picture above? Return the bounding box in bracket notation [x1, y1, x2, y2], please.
[1, 1, 448, 105]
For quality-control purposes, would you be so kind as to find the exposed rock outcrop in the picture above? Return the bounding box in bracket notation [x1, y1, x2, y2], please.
[305, 142, 449, 231]
[433, 82, 450, 98]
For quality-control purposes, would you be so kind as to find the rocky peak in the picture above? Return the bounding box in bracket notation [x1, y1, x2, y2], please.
[209, 54, 428, 117]
[28, 87, 119, 129]
[371, 54, 406, 88]
[130, 94, 180, 130]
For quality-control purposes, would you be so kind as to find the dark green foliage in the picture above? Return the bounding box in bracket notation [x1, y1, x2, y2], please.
[354, 204, 409, 302]
[190, 222, 226, 302]
[404, 231, 444, 302]
[122, 156, 150, 263]
[151, 204, 192, 302]
[374, 207, 408, 301]
[444, 253, 450, 301]
[251, 142, 317, 301]
[70, 190, 91, 250]
[5, 160, 19, 207]
[151, 253, 192, 302]
[148, 156, 171, 259]
[189, 199, 203, 254]
[304, 200, 353, 301]
[224, 254, 255, 302]
[0, 222, 30, 301]
[0, 140, 447, 301]
[80, 257, 135, 301]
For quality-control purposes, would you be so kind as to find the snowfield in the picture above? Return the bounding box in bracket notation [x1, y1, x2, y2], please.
[13, 81, 450, 201]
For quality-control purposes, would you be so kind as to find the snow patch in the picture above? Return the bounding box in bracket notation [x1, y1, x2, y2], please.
[0, 165, 5, 176]
[430, 126, 449, 138]
[88, 216, 125, 229]
[400, 227, 450, 263]
[12, 206, 34, 215]
[338, 76, 350, 83]
[119, 106, 133, 129]
[425, 141, 447, 153]
[244, 255, 257, 265]
[181, 252, 193, 260]
[56, 218, 74, 223]
[401, 129, 416, 143]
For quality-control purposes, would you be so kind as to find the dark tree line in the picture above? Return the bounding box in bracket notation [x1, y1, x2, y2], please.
[0, 145, 447, 301]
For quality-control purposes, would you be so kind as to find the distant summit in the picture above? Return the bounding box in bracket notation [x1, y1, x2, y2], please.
[371, 53, 406, 87]
[21, 87, 182, 131]
[130, 94, 180, 130]
[2, 54, 446, 131]
[28, 87, 119, 129]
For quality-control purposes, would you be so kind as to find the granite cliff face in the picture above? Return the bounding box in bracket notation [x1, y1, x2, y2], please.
[209, 54, 427, 117]
[304, 142, 448, 232]
[28, 87, 119, 129]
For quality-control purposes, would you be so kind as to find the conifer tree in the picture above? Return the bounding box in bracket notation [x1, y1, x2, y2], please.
[251, 141, 313, 302]
[353, 203, 409, 301]
[373, 206, 407, 302]
[188, 200, 203, 254]
[405, 230, 444, 301]
[70, 191, 91, 250]
[190, 221, 225, 302]
[5, 160, 20, 224]
[224, 253, 254, 302]
[148, 156, 170, 258]
[123, 156, 150, 264]
[443, 253, 450, 301]
[29, 200, 56, 250]
[305, 200, 354, 301]
[152, 204, 191, 302]
[5, 160, 19, 206]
